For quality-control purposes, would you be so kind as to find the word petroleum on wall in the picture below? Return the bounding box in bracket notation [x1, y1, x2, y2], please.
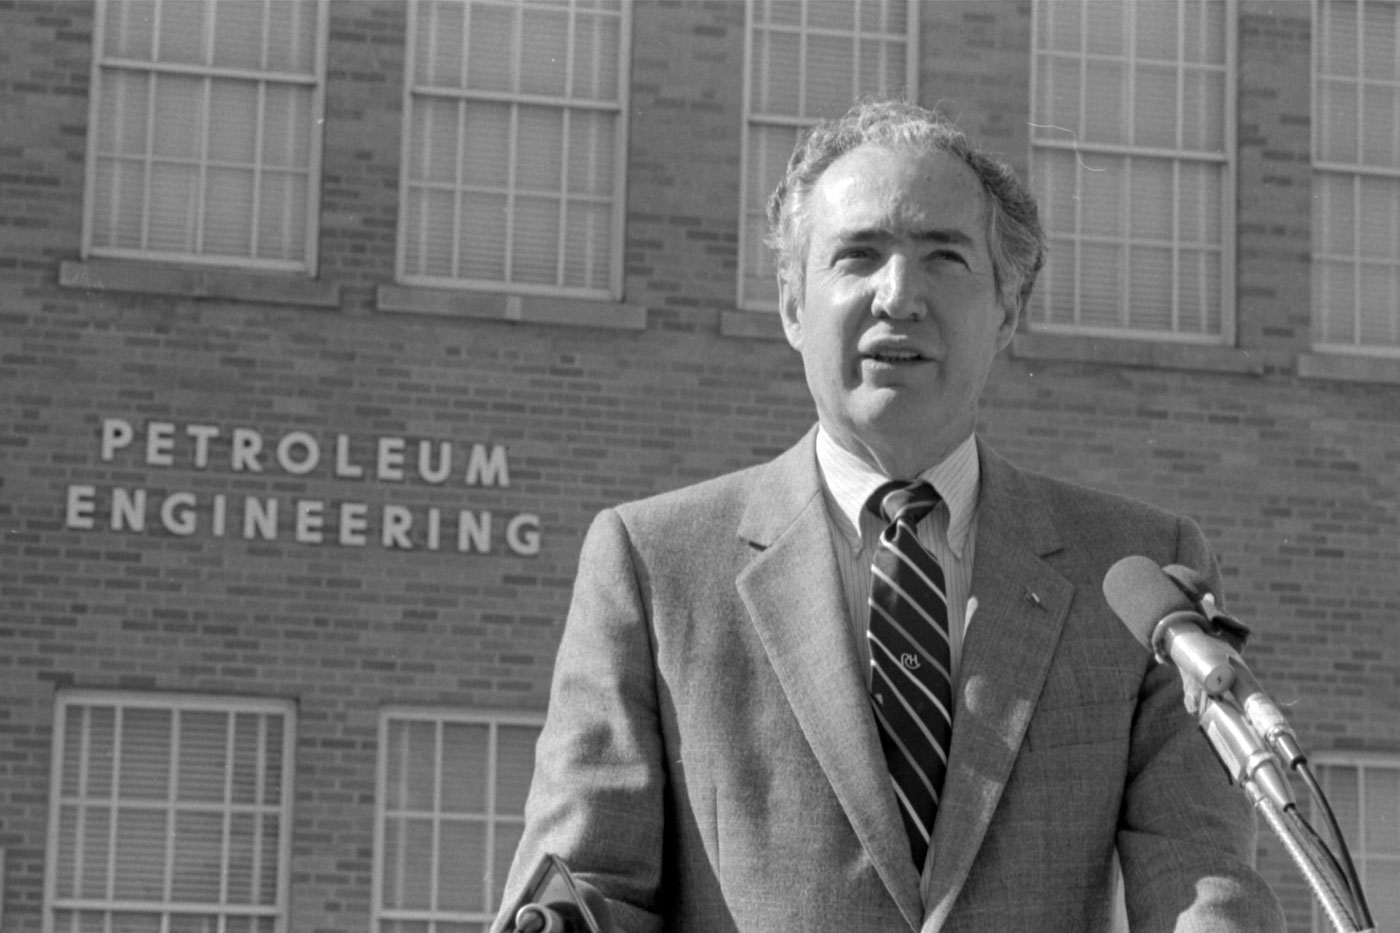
[63, 418, 543, 556]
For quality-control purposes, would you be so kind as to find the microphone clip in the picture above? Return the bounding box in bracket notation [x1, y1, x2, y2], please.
[1162, 564, 1251, 649]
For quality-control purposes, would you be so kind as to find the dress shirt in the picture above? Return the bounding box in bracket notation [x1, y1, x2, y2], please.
[815, 427, 980, 690]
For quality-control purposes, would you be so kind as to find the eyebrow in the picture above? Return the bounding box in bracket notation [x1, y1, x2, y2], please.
[835, 227, 977, 248]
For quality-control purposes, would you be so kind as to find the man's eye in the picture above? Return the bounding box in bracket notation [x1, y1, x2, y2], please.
[836, 248, 875, 263]
[929, 249, 970, 268]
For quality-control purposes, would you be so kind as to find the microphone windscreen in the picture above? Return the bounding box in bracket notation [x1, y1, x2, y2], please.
[1102, 555, 1195, 649]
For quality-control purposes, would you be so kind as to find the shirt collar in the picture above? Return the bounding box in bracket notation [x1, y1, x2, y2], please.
[815, 426, 980, 559]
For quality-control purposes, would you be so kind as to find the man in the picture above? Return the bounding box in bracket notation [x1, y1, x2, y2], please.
[493, 100, 1284, 932]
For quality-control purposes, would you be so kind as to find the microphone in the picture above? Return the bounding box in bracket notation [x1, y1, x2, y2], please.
[500, 853, 609, 933]
[1102, 555, 1297, 808]
[515, 903, 588, 933]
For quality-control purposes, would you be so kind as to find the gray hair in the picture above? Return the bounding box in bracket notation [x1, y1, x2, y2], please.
[764, 98, 1045, 316]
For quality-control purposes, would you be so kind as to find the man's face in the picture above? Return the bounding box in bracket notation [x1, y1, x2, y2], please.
[779, 143, 1017, 476]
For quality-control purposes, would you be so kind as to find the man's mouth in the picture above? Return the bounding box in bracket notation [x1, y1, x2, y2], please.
[864, 349, 925, 363]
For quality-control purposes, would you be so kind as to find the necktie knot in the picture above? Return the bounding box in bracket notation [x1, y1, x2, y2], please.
[867, 479, 940, 528]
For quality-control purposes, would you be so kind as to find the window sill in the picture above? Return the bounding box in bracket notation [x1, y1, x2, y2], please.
[719, 309, 787, 341]
[1010, 332, 1266, 376]
[1298, 351, 1400, 385]
[377, 283, 647, 331]
[59, 259, 340, 308]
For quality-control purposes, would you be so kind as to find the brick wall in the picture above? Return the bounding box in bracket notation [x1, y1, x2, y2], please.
[1, 2, 1396, 931]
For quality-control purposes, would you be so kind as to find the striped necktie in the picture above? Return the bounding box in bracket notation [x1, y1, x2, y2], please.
[866, 479, 954, 869]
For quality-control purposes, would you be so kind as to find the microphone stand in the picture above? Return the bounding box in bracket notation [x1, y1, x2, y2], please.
[1183, 642, 1375, 931]
[1243, 778, 1374, 933]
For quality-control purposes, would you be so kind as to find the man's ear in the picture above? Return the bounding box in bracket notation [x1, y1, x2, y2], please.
[777, 276, 803, 350]
[994, 295, 1022, 353]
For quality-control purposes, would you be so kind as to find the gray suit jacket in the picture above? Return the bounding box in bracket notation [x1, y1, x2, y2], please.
[494, 430, 1284, 932]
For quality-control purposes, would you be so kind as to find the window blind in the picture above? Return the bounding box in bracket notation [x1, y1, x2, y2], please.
[1029, 0, 1233, 340]
[47, 693, 294, 933]
[400, 0, 628, 300]
[85, 0, 325, 272]
[1312, 0, 1400, 353]
[374, 709, 543, 933]
[738, 0, 917, 310]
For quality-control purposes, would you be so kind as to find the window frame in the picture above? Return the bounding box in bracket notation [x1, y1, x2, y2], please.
[395, 0, 632, 302]
[736, 0, 920, 313]
[1308, 751, 1400, 933]
[371, 706, 546, 933]
[42, 689, 297, 933]
[1310, 0, 1400, 358]
[1026, 0, 1238, 344]
[81, 0, 329, 275]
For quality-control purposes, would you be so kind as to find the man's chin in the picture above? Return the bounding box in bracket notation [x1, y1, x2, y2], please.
[846, 398, 972, 461]
[852, 391, 942, 430]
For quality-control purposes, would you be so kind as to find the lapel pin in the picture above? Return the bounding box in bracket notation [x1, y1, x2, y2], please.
[1024, 589, 1043, 609]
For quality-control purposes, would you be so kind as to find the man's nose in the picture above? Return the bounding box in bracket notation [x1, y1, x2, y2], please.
[872, 255, 928, 320]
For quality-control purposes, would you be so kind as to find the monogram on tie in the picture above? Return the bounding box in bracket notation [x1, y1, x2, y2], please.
[866, 479, 953, 869]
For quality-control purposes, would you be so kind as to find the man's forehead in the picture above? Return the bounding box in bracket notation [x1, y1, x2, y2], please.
[810, 144, 988, 238]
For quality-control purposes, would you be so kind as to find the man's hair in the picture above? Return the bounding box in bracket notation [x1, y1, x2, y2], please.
[764, 98, 1045, 316]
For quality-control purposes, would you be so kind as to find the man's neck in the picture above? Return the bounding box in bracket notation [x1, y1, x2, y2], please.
[814, 426, 982, 555]
[818, 425, 975, 479]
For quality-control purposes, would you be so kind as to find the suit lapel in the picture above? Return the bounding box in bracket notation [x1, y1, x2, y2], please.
[921, 443, 1075, 931]
[735, 430, 926, 930]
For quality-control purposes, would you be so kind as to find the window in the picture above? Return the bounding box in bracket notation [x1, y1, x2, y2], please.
[1310, 754, 1400, 932]
[83, 0, 328, 272]
[1312, 0, 1400, 355]
[374, 709, 544, 933]
[44, 691, 295, 933]
[738, 0, 918, 310]
[399, 0, 630, 300]
[1028, 0, 1235, 341]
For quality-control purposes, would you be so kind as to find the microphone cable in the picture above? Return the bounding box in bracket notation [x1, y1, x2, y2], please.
[1295, 760, 1373, 930]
